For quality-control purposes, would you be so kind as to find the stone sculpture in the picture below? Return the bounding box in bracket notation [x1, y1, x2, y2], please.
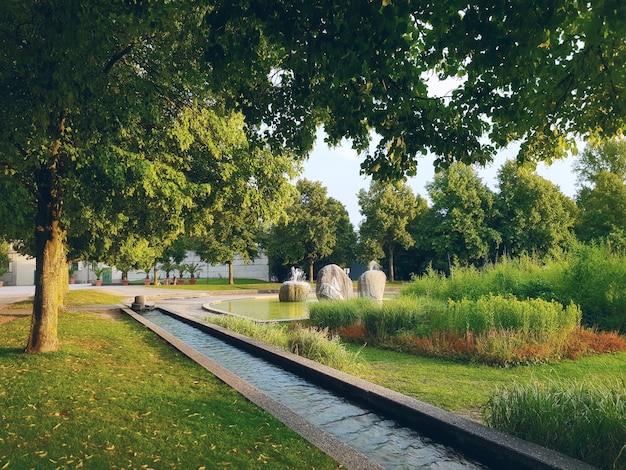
[279, 267, 310, 302]
[316, 264, 352, 301]
[358, 269, 386, 301]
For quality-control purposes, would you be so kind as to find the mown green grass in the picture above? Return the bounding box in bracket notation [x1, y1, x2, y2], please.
[0, 311, 340, 469]
[346, 343, 626, 416]
[65, 290, 125, 306]
[135, 278, 284, 291]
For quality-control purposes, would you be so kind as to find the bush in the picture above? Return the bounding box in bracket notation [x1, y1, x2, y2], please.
[485, 379, 626, 469]
[443, 295, 581, 337]
[562, 243, 626, 331]
[308, 298, 369, 330]
[361, 297, 444, 339]
[403, 256, 565, 303]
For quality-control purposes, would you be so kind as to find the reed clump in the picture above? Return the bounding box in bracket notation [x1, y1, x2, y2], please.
[485, 379, 626, 469]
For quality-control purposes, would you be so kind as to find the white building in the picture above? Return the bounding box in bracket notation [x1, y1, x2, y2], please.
[1, 249, 270, 286]
[1, 247, 36, 286]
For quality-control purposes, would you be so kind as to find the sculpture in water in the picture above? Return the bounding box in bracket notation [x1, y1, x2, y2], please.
[279, 267, 311, 302]
[316, 264, 353, 301]
[358, 261, 386, 301]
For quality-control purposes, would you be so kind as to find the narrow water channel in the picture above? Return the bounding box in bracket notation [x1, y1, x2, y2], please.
[141, 309, 488, 470]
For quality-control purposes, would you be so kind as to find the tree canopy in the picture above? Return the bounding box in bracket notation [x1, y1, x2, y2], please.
[358, 180, 421, 281]
[262, 179, 353, 282]
[426, 163, 501, 267]
[2, 1, 626, 352]
[424, 0, 626, 166]
[496, 161, 578, 258]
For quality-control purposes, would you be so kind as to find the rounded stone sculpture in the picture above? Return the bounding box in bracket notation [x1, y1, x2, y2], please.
[316, 264, 352, 301]
[358, 270, 386, 300]
[279, 281, 311, 302]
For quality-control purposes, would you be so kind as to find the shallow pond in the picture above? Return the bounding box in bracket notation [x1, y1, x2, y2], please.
[208, 296, 315, 321]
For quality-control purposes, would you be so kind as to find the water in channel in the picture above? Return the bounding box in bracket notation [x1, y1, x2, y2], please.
[142, 310, 488, 470]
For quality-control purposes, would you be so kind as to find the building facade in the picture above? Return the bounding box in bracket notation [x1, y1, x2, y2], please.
[1, 249, 270, 286]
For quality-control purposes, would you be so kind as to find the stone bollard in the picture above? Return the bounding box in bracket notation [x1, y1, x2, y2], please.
[131, 295, 145, 311]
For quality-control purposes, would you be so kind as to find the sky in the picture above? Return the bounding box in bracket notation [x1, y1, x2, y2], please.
[301, 132, 580, 227]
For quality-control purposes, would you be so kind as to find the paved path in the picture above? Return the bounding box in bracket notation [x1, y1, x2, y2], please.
[0, 284, 272, 323]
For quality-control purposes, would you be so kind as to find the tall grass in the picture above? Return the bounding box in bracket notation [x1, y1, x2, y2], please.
[403, 256, 566, 303]
[442, 295, 581, 336]
[562, 243, 626, 331]
[405, 246, 626, 333]
[207, 315, 363, 372]
[306, 298, 369, 330]
[309, 293, 624, 365]
[485, 379, 626, 469]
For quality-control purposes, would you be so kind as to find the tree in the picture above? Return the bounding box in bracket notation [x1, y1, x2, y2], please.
[315, 200, 357, 275]
[423, 1, 626, 166]
[426, 163, 500, 269]
[496, 161, 578, 258]
[574, 139, 626, 188]
[574, 141, 626, 248]
[262, 179, 348, 282]
[0, 241, 10, 279]
[112, 236, 160, 283]
[193, 146, 299, 285]
[394, 197, 432, 278]
[358, 181, 421, 282]
[576, 171, 626, 248]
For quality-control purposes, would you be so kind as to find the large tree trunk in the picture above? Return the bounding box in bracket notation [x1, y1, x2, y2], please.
[388, 246, 395, 282]
[26, 171, 65, 353]
[228, 261, 234, 285]
[308, 259, 314, 283]
[26, 117, 67, 353]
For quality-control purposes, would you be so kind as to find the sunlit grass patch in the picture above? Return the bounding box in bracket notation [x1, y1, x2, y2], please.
[64, 289, 125, 307]
[0, 311, 339, 469]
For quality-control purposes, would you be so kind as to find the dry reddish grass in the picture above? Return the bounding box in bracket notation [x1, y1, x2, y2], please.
[339, 326, 626, 366]
[337, 323, 366, 341]
[564, 328, 626, 359]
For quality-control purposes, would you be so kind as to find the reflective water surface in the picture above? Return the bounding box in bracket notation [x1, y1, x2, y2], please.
[142, 310, 489, 470]
[208, 296, 313, 321]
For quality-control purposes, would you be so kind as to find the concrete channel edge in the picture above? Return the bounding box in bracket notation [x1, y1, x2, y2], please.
[122, 305, 597, 470]
[122, 306, 385, 470]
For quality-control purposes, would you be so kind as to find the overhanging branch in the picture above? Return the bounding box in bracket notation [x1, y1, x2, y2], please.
[104, 43, 134, 73]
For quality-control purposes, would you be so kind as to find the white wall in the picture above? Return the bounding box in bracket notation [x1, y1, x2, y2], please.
[1, 249, 36, 286]
[73, 251, 270, 285]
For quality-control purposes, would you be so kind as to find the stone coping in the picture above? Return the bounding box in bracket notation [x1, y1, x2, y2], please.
[122, 305, 596, 470]
[122, 305, 384, 470]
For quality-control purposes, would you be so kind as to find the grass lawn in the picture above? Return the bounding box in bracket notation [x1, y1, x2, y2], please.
[130, 278, 284, 291]
[0, 309, 340, 469]
[6, 286, 625, 467]
[348, 343, 626, 420]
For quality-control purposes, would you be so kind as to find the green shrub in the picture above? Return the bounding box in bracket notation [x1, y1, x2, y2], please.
[362, 297, 423, 339]
[308, 298, 369, 330]
[562, 243, 626, 331]
[403, 256, 565, 303]
[485, 379, 626, 469]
